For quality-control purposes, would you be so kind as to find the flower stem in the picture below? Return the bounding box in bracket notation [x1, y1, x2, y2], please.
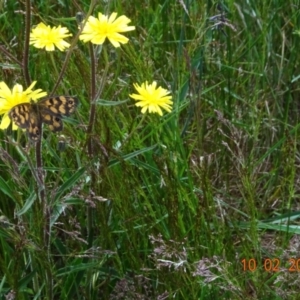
[50, 53, 60, 80]
[35, 132, 53, 299]
[51, 1, 97, 95]
[86, 40, 97, 247]
[121, 113, 147, 148]
[22, 0, 32, 86]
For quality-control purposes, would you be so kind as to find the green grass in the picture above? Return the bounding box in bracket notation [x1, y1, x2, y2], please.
[1, 0, 300, 299]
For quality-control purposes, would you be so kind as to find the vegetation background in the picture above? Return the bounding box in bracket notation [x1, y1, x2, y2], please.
[1, 0, 300, 299]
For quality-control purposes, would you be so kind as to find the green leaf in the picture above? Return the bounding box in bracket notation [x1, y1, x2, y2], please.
[16, 191, 36, 216]
[108, 145, 157, 167]
[96, 99, 129, 106]
[54, 167, 86, 202]
[0, 176, 15, 201]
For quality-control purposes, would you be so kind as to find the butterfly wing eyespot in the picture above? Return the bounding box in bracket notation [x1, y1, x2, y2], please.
[29, 130, 41, 141]
[41, 113, 63, 132]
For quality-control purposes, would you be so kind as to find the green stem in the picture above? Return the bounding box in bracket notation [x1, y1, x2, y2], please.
[49, 53, 60, 82]
[121, 113, 147, 148]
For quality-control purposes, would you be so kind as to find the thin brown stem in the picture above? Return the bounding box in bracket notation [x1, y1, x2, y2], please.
[0, 45, 22, 66]
[50, 1, 97, 95]
[87, 42, 96, 156]
[35, 128, 52, 299]
[35, 138, 46, 228]
[23, 0, 32, 86]
[85, 41, 96, 247]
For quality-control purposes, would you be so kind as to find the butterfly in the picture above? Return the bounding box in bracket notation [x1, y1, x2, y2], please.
[8, 96, 78, 141]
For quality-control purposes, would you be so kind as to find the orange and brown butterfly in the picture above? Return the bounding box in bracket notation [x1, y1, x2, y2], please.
[8, 96, 78, 141]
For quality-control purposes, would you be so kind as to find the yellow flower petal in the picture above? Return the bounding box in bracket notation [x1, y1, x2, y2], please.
[0, 113, 11, 129]
[129, 81, 172, 116]
[30, 22, 72, 52]
[79, 12, 135, 47]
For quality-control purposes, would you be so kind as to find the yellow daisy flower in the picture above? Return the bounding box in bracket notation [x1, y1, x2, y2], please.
[30, 22, 72, 51]
[0, 81, 47, 130]
[129, 81, 173, 116]
[79, 12, 135, 47]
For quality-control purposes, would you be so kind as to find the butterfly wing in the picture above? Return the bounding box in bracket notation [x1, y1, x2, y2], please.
[40, 96, 78, 117]
[39, 96, 78, 132]
[27, 110, 42, 141]
[41, 113, 63, 132]
[9, 103, 31, 129]
[8, 96, 78, 141]
[9, 103, 42, 141]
